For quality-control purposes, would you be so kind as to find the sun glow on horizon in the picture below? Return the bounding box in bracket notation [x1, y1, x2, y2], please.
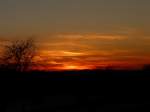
[61, 64, 92, 70]
[7, 32, 150, 72]
[64, 65, 79, 70]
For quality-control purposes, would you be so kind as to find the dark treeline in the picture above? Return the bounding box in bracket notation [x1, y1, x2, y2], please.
[0, 39, 150, 112]
[0, 66, 150, 112]
[0, 64, 150, 80]
[0, 68, 150, 112]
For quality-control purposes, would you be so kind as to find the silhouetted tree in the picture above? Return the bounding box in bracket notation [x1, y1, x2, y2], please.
[2, 38, 36, 72]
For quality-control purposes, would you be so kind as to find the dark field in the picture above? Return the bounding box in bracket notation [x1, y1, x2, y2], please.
[0, 70, 150, 112]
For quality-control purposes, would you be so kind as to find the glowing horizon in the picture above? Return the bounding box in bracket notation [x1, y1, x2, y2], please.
[25, 32, 150, 71]
[0, 0, 150, 71]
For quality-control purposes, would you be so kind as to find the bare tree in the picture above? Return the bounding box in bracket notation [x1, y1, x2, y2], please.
[2, 38, 36, 72]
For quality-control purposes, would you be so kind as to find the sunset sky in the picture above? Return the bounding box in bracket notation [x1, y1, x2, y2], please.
[0, 0, 150, 70]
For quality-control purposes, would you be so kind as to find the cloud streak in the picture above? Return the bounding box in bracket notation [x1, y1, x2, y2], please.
[34, 31, 150, 70]
[1, 30, 150, 70]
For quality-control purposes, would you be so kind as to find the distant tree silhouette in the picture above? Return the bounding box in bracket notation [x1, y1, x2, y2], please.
[1, 38, 36, 72]
[143, 64, 150, 71]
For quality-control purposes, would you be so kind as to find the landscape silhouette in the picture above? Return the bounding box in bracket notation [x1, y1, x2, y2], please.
[0, 39, 150, 112]
[1, 0, 150, 111]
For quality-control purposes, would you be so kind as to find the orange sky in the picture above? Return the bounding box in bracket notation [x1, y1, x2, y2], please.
[0, 31, 150, 71]
[26, 31, 150, 71]
[0, 1, 150, 71]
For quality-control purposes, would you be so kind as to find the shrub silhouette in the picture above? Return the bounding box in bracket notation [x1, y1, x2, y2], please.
[1, 38, 36, 72]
